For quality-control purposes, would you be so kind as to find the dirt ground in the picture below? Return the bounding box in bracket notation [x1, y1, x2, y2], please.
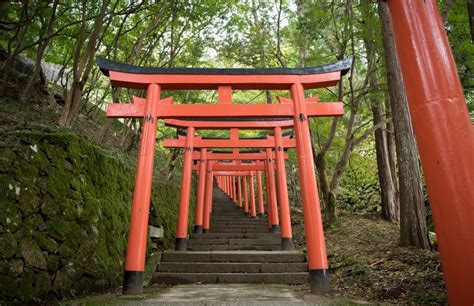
[290, 208, 447, 304]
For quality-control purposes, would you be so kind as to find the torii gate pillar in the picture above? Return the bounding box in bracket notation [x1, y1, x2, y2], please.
[389, 1, 474, 304]
[122, 84, 160, 295]
[193, 149, 207, 234]
[175, 126, 195, 251]
[291, 83, 330, 293]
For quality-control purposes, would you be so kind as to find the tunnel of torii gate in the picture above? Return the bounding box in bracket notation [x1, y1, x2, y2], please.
[163, 128, 296, 249]
[97, 3, 474, 302]
[98, 53, 351, 295]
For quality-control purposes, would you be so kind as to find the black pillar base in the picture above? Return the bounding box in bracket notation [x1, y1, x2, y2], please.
[203, 228, 209, 233]
[122, 270, 143, 295]
[309, 269, 331, 293]
[244, 212, 251, 217]
[175, 237, 187, 251]
[256, 213, 266, 219]
[193, 225, 203, 234]
[270, 225, 280, 233]
[281, 237, 295, 250]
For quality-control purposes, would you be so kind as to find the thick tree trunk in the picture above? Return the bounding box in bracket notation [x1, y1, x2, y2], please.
[360, 1, 400, 221]
[378, 2, 431, 249]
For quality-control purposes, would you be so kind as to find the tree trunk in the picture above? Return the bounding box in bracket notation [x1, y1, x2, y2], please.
[59, 0, 110, 126]
[441, 0, 455, 23]
[378, 2, 431, 249]
[21, 0, 59, 104]
[371, 102, 399, 221]
[361, 1, 399, 221]
[384, 100, 399, 191]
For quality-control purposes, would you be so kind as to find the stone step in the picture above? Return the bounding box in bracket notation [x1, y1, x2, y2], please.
[188, 245, 281, 251]
[152, 272, 309, 285]
[161, 251, 306, 263]
[211, 222, 268, 229]
[207, 228, 270, 233]
[190, 233, 279, 239]
[156, 262, 308, 273]
[187, 238, 280, 245]
[211, 220, 267, 224]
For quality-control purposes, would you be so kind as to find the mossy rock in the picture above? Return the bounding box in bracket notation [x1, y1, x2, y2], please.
[52, 269, 73, 296]
[46, 255, 61, 273]
[7, 258, 24, 277]
[41, 193, 59, 216]
[34, 231, 58, 253]
[18, 189, 42, 218]
[0, 233, 18, 259]
[0, 201, 22, 233]
[34, 270, 52, 298]
[46, 218, 71, 241]
[23, 213, 44, 232]
[16, 267, 36, 301]
[0, 147, 15, 171]
[21, 239, 47, 269]
[46, 167, 72, 201]
[58, 239, 79, 259]
[0, 275, 18, 298]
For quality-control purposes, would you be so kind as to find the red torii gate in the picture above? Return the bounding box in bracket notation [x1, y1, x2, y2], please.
[98, 55, 350, 294]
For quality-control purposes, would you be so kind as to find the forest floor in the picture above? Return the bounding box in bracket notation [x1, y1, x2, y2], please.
[290, 208, 447, 304]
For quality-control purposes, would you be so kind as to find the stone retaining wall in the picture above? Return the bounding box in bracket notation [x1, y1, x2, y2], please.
[0, 129, 192, 303]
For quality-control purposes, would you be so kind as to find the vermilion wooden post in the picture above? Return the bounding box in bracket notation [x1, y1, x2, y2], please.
[291, 83, 329, 292]
[264, 160, 273, 229]
[232, 176, 237, 204]
[175, 126, 196, 251]
[274, 127, 294, 250]
[203, 161, 213, 233]
[389, 1, 474, 303]
[237, 176, 243, 208]
[256, 167, 265, 217]
[123, 83, 160, 295]
[225, 176, 229, 196]
[249, 172, 257, 217]
[266, 148, 280, 233]
[243, 176, 249, 215]
[193, 149, 207, 234]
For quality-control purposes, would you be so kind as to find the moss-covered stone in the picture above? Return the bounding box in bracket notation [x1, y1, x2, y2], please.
[23, 213, 43, 232]
[58, 239, 79, 259]
[18, 187, 42, 216]
[47, 255, 61, 273]
[41, 193, 59, 216]
[34, 270, 52, 297]
[45, 218, 70, 241]
[16, 267, 36, 301]
[0, 200, 22, 233]
[0, 275, 18, 298]
[7, 258, 24, 277]
[34, 231, 58, 253]
[52, 269, 73, 296]
[0, 233, 17, 259]
[21, 239, 47, 269]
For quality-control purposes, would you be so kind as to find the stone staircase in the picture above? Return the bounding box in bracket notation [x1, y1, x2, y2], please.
[153, 187, 309, 285]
